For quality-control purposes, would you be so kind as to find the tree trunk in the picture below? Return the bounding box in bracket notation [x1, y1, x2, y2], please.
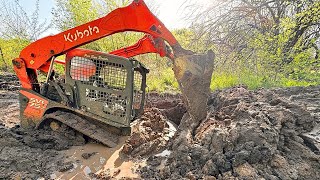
[0, 47, 8, 71]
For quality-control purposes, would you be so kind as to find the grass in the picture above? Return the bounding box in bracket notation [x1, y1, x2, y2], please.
[1, 58, 319, 93]
[145, 66, 320, 93]
[210, 70, 319, 91]
[147, 68, 180, 93]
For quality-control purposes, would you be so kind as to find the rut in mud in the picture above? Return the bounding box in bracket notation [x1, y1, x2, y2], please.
[141, 86, 320, 180]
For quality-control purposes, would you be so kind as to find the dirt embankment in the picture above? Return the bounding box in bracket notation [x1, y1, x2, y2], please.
[141, 86, 320, 180]
[121, 108, 175, 157]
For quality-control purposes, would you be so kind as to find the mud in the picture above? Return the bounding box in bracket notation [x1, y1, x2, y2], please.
[141, 86, 320, 180]
[121, 108, 176, 157]
[0, 89, 65, 179]
[0, 115, 89, 179]
[0, 74, 180, 179]
[0, 73, 20, 91]
[1, 72, 320, 179]
[55, 138, 145, 179]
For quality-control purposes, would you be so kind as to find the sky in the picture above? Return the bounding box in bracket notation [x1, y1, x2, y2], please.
[17, 0, 211, 37]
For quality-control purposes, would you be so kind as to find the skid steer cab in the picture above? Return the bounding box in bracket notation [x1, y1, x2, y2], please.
[19, 49, 148, 134]
[65, 49, 148, 123]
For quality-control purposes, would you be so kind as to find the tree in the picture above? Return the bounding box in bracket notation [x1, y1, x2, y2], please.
[185, 0, 320, 87]
[0, 0, 51, 41]
[0, 0, 51, 71]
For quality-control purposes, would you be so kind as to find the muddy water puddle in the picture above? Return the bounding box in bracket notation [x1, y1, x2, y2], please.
[53, 137, 146, 179]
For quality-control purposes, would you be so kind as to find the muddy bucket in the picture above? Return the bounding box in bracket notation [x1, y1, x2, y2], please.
[172, 50, 215, 125]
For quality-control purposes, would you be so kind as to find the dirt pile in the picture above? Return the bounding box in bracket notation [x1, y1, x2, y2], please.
[121, 108, 176, 157]
[146, 93, 186, 125]
[141, 86, 320, 179]
[120, 93, 186, 158]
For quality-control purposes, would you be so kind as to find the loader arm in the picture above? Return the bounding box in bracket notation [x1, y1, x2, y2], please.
[13, 0, 180, 89]
[18, 0, 179, 69]
[110, 35, 174, 59]
[53, 35, 173, 66]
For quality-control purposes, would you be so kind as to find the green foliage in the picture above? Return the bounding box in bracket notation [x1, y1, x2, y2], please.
[0, 38, 30, 71]
[173, 28, 215, 53]
[1, 0, 320, 93]
[147, 67, 179, 93]
[210, 72, 238, 90]
[53, 63, 65, 75]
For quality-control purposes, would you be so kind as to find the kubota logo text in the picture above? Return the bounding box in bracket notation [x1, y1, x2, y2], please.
[64, 26, 100, 42]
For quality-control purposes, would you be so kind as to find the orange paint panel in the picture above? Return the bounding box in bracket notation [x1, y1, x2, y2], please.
[20, 90, 49, 120]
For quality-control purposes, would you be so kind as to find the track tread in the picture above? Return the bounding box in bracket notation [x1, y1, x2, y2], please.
[43, 111, 119, 147]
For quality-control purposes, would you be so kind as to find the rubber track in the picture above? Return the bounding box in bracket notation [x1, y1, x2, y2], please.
[43, 111, 119, 147]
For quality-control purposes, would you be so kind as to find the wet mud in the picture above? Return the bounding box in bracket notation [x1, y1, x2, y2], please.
[1, 72, 320, 180]
[141, 86, 320, 180]
[121, 108, 176, 157]
[0, 75, 181, 179]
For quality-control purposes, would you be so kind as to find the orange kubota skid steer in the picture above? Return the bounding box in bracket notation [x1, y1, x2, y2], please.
[12, 0, 189, 147]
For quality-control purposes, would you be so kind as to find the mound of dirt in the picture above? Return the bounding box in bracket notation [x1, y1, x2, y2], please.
[121, 108, 176, 157]
[141, 86, 320, 179]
